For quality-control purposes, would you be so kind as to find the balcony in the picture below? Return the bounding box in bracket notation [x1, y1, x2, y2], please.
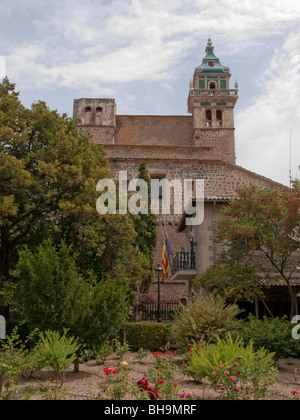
[189, 88, 238, 97]
[171, 250, 198, 281]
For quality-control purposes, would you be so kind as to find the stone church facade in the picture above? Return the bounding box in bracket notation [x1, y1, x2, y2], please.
[73, 39, 295, 313]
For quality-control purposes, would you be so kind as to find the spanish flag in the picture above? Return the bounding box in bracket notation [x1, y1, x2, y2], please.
[161, 234, 172, 283]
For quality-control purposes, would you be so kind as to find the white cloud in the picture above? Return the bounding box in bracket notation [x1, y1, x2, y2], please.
[235, 31, 300, 186]
[4, 0, 300, 91]
[0, 56, 6, 79]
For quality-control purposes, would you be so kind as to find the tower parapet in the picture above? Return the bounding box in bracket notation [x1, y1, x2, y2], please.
[73, 98, 116, 144]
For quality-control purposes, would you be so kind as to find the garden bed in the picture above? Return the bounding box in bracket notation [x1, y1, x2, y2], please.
[15, 352, 300, 400]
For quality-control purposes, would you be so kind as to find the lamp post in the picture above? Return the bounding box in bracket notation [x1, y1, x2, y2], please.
[188, 235, 197, 269]
[155, 264, 163, 323]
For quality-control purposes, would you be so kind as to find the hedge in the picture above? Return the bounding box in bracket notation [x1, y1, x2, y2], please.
[123, 322, 174, 350]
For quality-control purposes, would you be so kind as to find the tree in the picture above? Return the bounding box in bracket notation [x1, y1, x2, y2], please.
[194, 185, 300, 319]
[133, 163, 157, 292]
[17, 239, 132, 371]
[0, 77, 147, 316]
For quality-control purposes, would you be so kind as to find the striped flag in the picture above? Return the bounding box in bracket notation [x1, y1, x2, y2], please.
[161, 234, 172, 283]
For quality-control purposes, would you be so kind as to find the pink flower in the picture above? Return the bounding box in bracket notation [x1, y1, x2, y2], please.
[224, 370, 230, 376]
[291, 390, 300, 395]
[179, 391, 186, 398]
[157, 380, 164, 384]
[233, 362, 239, 367]
[211, 371, 217, 377]
[219, 364, 224, 369]
[237, 355, 243, 360]
[229, 376, 236, 382]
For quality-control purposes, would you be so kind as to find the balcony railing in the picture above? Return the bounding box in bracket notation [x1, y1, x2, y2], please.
[172, 251, 196, 275]
[189, 89, 238, 97]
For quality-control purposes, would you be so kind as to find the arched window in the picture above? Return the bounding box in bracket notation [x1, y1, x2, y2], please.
[84, 106, 92, 125]
[209, 81, 216, 90]
[216, 109, 223, 127]
[96, 106, 103, 125]
[206, 109, 212, 127]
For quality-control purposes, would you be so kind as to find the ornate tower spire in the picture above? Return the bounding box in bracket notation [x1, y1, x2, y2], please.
[187, 39, 239, 165]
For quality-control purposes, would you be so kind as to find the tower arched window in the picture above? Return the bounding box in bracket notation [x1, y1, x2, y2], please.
[96, 106, 103, 125]
[209, 81, 216, 91]
[206, 109, 212, 127]
[84, 106, 92, 125]
[216, 109, 223, 127]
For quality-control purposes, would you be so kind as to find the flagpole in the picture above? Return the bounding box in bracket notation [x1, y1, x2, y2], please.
[155, 264, 163, 323]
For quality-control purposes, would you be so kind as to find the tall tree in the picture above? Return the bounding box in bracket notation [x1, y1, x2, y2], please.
[133, 163, 158, 293]
[0, 78, 146, 316]
[194, 185, 300, 319]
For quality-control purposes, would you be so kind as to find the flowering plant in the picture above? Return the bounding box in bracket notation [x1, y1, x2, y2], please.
[136, 378, 159, 400]
[187, 334, 277, 400]
[100, 361, 131, 400]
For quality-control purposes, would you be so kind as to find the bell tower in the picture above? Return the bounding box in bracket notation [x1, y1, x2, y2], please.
[187, 39, 239, 165]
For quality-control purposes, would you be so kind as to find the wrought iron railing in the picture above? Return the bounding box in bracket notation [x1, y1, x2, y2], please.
[131, 300, 180, 321]
[189, 89, 238, 97]
[172, 251, 196, 274]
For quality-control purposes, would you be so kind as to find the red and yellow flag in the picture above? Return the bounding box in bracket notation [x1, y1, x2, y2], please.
[161, 241, 168, 283]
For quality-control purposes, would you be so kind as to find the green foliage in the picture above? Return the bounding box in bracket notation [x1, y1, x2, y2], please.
[135, 348, 150, 361]
[133, 163, 157, 293]
[187, 334, 277, 399]
[124, 322, 172, 351]
[96, 341, 114, 365]
[195, 185, 300, 318]
[35, 329, 79, 382]
[100, 361, 131, 400]
[242, 315, 300, 360]
[0, 326, 39, 397]
[0, 77, 147, 314]
[17, 239, 91, 332]
[194, 264, 263, 303]
[17, 239, 134, 362]
[172, 294, 242, 353]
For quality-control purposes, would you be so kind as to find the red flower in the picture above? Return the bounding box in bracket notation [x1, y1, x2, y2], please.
[291, 390, 300, 395]
[137, 378, 159, 400]
[104, 367, 118, 376]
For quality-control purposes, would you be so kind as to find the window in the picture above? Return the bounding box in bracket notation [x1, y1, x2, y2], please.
[84, 106, 92, 125]
[216, 109, 223, 127]
[96, 106, 103, 125]
[206, 109, 212, 127]
[209, 81, 216, 90]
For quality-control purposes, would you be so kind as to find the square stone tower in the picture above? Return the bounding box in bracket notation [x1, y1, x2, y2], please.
[73, 98, 116, 144]
[187, 38, 239, 165]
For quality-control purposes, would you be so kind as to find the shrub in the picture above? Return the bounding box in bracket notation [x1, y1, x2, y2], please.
[172, 294, 242, 353]
[187, 334, 277, 400]
[124, 322, 172, 350]
[35, 329, 79, 383]
[242, 315, 300, 360]
[0, 326, 39, 397]
[17, 239, 134, 372]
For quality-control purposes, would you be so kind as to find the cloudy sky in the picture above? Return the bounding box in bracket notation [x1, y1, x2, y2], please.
[0, 0, 300, 186]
